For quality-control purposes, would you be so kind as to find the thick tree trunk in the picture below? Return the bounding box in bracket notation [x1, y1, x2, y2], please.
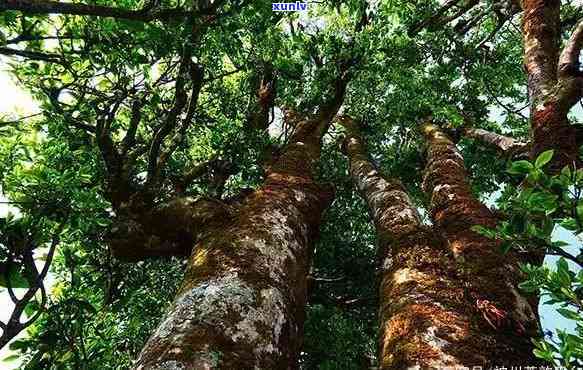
[341, 117, 538, 367]
[340, 117, 473, 367]
[522, 0, 581, 172]
[421, 123, 540, 365]
[134, 114, 333, 369]
[134, 69, 349, 367]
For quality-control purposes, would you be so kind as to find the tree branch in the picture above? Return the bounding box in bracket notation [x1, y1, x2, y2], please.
[121, 99, 143, 158]
[458, 126, 529, 157]
[156, 63, 205, 173]
[408, 0, 462, 36]
[146, 55, 190, 187]
[0, 46, 64, 64]
[108, 196, 233, 261]
[0, 221, 65, 350]
[0, 0, 193, 23]
[558, 19, 583, 78]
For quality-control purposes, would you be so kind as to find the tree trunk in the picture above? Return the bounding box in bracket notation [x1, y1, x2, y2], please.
[421, 123, 540, 364]
[340, 117, 539, 367]
[522, 0, 581, 173]
[134, 74, 348, 367]
[340, 117, 469, 367]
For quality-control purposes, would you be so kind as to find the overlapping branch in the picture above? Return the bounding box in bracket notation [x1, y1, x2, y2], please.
[458, 126, 528, 157]
[145, 55, 192, 188]
[409, 0, 521, 44]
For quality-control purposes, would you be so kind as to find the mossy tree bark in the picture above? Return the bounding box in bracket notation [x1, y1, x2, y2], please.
[421, 123, 540, 365]
[522, 0, 583, 172]
[340, 117, 465, 367]
[133, 74, 349, 369]
[341, 117, 539, 367]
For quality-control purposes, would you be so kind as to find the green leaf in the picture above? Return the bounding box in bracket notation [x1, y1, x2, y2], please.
[535, 150, 554, 169]
[533, 348, 555, 362]
[557, 257, 569, 271]
[560, 287, 578, 301]
[61, 73, 75, 84]
[8, 339, 28, 351]
[555, 258, 572, 286]
[552, 240, 570, 248]
[561, 165, 572, 179]
[24, 300, 40, 317]
[470, 225, 496, 239]
[560, 218, 578, 231]
[557, 308, 580, 321]
[528, 192, 558, 214]
[0, 263, 29, 289]
[59, 351, 74, 362]
[2, 354, 19, 363]
[518, 280, 539, 293]
[508, 160, 534, 175]
[96, 219, 108, 227]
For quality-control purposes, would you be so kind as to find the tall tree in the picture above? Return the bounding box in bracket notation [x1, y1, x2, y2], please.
[340, 116, 540, 366]
[411, 0, 583, 172]
[421, 122, 540, 363]
[339, 116, 470, 367]
[134, 69, 350, 368]
[522, 1, 583, 172]
[521, 0, 583, 172]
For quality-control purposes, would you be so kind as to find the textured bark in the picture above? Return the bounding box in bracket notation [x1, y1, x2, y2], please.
[522, 0, 560, 105]
[246, 64, 277, 131]
[340, 117, 537, 367]
[0, 0, 192, 23]
[459, 127, 528, 157]
[340, 117, 473, 367]
[522, 0, 581, 172]
[108, 197, 233, 261]
[133, 75, 348, 367]
[421, 123, 540, 365]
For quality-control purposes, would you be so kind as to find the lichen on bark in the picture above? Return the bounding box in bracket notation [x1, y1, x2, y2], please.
[421, 122, 540, 365]
[339, 117, 541, 368]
